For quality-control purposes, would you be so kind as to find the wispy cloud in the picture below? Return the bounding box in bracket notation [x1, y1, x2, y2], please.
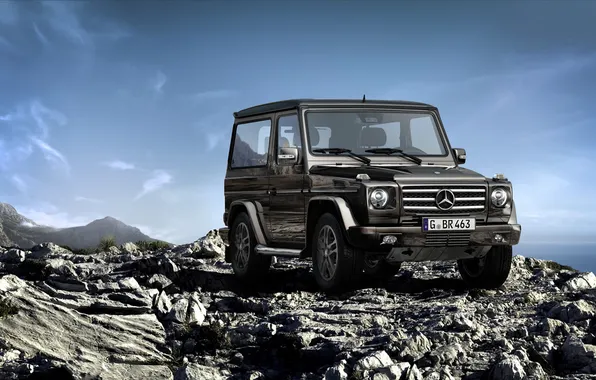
[41, 1, 89, 46]
[16, 202, 101, 229]
[134, 170, 172, 200]
[30, 100, 67, 139]
[30, 137, 70, 172]
[152, 70, 167, 94]
[0, 100, 68, 174]
[9, 174, 27, 193]
[75, 196, 103, 204]
[33, 22, 50, 46]
[206, 133, 226, 151]
[103, 160, 136, 171]
[191, 89, 237, 103]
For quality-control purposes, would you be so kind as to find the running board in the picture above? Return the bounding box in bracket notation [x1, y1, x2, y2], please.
[255, 244, 301, 257]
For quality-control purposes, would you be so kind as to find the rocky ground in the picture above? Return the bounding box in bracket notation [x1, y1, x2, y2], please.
[1, 231, 596, 379]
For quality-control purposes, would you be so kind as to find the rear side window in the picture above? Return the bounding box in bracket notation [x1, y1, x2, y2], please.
[231, 119, 271, 168]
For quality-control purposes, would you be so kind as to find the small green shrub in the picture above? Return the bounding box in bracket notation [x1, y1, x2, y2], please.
[0, 298, 18, 318]
[543, 261, 576, 272]
[135, 240, 171, 251]
[73, 247, 95, 255]
[98, 235, 116, 251]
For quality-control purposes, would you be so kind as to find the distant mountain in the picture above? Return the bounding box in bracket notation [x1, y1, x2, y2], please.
[0, 202, 160, 249]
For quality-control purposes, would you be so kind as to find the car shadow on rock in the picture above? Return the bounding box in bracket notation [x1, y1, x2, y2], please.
[173, 266, 469, 298]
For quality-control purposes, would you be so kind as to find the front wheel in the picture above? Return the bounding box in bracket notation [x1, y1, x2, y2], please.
[229, 212, 271, 281]
[457, 245, 512, 289]
[312, 213, 363, 293]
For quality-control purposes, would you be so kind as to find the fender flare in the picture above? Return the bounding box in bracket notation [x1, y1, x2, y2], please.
[508, 199, 518, 225]
[228, 201, 267, 245]
[306, 196, 359, 246]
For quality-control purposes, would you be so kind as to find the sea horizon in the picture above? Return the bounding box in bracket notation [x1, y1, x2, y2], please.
[514, 242, 596, 274]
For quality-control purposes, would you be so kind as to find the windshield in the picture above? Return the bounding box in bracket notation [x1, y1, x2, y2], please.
[305, 110, 448, 157]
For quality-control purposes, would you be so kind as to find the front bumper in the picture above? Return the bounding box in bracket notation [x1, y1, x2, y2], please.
[348, 223, 521, 252]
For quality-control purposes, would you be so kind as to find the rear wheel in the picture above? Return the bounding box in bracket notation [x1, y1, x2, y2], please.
[363, 256, 401, 281]
[312, 213, 363, 293]
[229, 212, 271, 281]
[457, 245, 512, 289]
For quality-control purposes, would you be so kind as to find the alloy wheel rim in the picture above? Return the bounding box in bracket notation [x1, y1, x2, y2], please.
[234, 222, 250, 270]
[317, 225, 338, 281]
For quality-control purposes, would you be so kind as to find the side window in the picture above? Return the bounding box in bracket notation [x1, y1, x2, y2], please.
[410, 116, 445, 155]
[277, 114, 300, 150]
[231, 119, 271, 168]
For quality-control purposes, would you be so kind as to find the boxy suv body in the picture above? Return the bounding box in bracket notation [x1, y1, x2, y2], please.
[220, 99, 521, 292]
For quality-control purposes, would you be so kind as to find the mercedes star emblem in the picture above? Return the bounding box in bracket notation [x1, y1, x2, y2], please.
[435, 189, 456, 210]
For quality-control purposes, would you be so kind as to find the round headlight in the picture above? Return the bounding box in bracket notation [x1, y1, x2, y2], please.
[491, 188, 508, 207]
[370, 188, 389, 209]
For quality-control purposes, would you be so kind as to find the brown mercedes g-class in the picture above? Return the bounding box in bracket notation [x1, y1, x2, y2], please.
[219, 99, 521, 292]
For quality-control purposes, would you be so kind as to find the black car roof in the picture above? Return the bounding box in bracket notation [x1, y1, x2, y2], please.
[234, 98, 437, 118]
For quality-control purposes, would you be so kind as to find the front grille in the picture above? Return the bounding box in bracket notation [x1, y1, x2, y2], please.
[401, 185, 487, 215]
[425, 232, 471, 247]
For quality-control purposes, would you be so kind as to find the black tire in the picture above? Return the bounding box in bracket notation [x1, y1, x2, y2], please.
[363, 256, 402, 281]
[457, 245, 513, 289]
[229, 212, 271, 281]
[311, 212, 363, 293]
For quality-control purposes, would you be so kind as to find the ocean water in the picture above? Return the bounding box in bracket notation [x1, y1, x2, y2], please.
[514, 243, 596, 274]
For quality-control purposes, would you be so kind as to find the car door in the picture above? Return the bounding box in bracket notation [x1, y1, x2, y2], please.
[225, 116, 273, 239]
[267, 111, 306, 246]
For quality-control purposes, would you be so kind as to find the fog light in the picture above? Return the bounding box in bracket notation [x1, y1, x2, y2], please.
[382, 235, 398, 245]
[494, 234, 503, 243]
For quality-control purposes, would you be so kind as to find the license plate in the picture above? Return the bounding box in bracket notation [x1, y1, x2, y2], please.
[422, 217, 475, 231]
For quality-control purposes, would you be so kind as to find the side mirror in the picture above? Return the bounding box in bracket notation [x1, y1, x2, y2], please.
[278, 146, 300, 166]
[452, 148, 466, 165]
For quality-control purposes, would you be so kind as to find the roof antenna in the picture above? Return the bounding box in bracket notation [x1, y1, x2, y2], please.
[362, 94, 366, 102]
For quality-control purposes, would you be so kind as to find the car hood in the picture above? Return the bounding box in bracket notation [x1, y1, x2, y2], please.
[309, 165, 486, 183]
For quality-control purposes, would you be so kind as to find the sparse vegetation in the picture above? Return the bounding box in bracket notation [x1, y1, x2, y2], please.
[0, 297, 18, 319]
[195, 323, 231, 352]
[98, 235, 116, 251]
[59, 245, 74, 252]
[135, 240, 171, 251]
[543, 261, 576, 272]
[73, 247, 96, 255]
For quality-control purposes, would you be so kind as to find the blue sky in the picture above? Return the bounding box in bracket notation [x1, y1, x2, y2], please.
[0, 0, 595, 244]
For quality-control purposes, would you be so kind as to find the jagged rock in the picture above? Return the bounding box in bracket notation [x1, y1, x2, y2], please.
[147, 273, 173, 290]
[372, 362, 412, 380]
[173, 230, 225, 259]
[354, 350, 394, 372]
[29, 243, 71, 260]
[2, 231, 596, 380]
[490, 356, 526, 379]
[0, 249, 26, 264]
[562, 273, 596, 292]
[121, 242, 139, 254]
[325, 359, 350, 379]
[174, 363, 226, 380]
[0, 275, 171, 380]
[561, 335, 596, 371]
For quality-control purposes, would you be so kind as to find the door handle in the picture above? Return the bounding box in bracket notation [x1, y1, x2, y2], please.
[268, 188, 277, 196]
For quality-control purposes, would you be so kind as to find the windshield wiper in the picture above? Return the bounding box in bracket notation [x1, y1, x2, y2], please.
[364, 148, 422, 165]
[313, 148, 371, 166]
